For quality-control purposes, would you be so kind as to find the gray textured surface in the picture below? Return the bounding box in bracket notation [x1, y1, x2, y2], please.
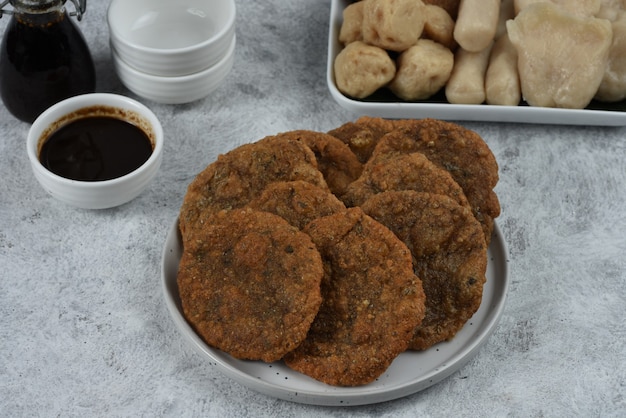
[1, 1, 625, 416]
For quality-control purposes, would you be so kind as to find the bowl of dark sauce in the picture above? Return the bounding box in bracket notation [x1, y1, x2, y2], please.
[27, 93, 163, 209]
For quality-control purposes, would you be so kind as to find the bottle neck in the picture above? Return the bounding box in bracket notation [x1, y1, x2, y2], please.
[9, 0, 66, 14]
[8, 1, 65, 27]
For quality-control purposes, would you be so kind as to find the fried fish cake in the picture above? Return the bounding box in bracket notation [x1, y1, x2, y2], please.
[177, 208, 324, 363]
[327, 118, 393, 163]
[360, 191, 487, 350]
[327, 122, 378, 164]
[284, 207, 426, 386]
[247, 180, 346, 230]
[354, 115, 400, 133]
[179, 134, 328, 244]
[328, 115, 417, 163]
[340, 152, 470, 210]
[369, 118, 500, 243]
[277, 130, 363, 196]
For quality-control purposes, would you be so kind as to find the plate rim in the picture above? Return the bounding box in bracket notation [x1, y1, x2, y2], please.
[326, 0, 626, 126]
[161, 217, 510, 406]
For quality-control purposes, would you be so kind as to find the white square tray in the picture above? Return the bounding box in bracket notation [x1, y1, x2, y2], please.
[327, 0, 626, 126]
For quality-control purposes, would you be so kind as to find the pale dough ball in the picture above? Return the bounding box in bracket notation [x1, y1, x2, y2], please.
[362, 0, 426, 52]
[389, 39, 454, 100]
[339, 1, 364, 45]
[423, 4, 457, 50]
[334, 41, 396, 99]
[422, 0, 460, 19]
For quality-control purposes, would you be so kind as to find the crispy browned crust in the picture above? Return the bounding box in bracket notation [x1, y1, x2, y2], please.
[177, 208, 324, 362]
[277, 130, 363, 196]
[178, 134, 328, 245]
[327, 119, 392, 163]
[365, 117, 500, 244]
[284, 207, 426, 386]
[361, 191, 487, 350]
[247, 180, 346, 230]
[340, 152, 471, 210]
[354, 115, 400, 134]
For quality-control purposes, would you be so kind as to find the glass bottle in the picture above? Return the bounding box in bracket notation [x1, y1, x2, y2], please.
[0, 0, 95, 123]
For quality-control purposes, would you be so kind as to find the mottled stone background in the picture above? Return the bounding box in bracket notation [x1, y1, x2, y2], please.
[0, 1, 624, 416]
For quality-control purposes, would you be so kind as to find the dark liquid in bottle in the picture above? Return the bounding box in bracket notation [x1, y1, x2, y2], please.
[39, 116, 153, 182]
[0, 12, 96, 123]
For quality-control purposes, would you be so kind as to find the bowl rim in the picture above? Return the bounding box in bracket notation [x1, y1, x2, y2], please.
[107, 0, 236, 55]
[111, 35, 236, 83]
[27, 93, 164, 188]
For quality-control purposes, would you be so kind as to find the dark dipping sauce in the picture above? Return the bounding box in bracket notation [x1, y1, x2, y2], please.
[39, 116, 153, 182]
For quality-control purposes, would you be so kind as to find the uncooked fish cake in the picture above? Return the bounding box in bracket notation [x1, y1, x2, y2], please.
[368, 117, 501, 243]
[423, 0, 460, 19]
[278, 130, 363, 196]
[340, 152, 470, 209]
[361, 191, 487, 350]
[178, 134, 328, 244]
[177, 208, 324, 363]
[246, 180, 346, 230]
[284, 207, 426, 386]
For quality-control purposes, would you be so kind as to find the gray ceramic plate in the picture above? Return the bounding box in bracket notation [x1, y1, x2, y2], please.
[161, 218, 509, 406]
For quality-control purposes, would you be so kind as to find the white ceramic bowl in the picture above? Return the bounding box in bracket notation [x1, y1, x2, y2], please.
[108, 0, 236, 77]
[112, 35, 235, 104]
[27, 93, 163, 209]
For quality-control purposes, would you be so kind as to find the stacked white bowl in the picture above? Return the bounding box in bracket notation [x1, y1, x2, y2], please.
[108, 0, 236, 104]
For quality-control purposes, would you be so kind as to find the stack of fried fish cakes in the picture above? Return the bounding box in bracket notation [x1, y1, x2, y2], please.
[177, 118, 500, 386]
